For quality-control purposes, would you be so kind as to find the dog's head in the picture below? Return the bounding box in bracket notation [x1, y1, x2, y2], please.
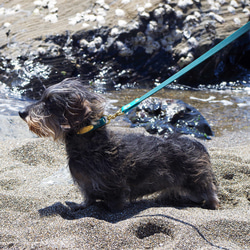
[19, 78, 105, 140]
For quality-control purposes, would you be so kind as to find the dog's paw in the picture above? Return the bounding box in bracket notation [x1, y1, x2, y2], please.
[104, 199, 126, 213]
[65, 201, 90, 211]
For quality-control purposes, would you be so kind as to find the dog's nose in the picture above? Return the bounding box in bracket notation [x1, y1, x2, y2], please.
[19, 111, 28, 120]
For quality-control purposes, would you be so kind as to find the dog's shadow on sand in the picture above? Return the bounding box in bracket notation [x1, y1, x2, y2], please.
[38, 200, 159, 223]
[38, 201, 229, 250]
[37, 200, 203, 222]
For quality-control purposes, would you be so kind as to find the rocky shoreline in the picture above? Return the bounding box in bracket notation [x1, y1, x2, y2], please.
[0, 0, 249, 99]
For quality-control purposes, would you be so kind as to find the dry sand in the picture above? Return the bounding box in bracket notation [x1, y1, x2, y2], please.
[0, 116, 249, 249]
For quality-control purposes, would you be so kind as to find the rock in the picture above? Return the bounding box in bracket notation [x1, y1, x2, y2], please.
[127, 97, 213, 139]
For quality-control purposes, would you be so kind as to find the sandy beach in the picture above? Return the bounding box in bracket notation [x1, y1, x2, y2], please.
[0, 115, 249, 249]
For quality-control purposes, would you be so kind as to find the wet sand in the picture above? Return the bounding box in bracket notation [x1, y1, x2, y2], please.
[0, 116, 249, 249]
[0, 0, 161, 49]
[1, 0, 248, 58]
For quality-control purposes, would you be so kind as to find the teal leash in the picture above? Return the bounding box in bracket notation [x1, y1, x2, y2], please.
[120, 21, 250, 114]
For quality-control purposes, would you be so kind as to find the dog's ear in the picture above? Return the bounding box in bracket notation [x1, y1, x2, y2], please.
[81, 100, 92, 118]
[59, 101, 92, 130]
[60, 93, 96, 130]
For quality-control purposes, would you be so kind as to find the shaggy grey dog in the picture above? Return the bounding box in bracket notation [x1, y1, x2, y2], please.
[19, 78, 219, 211]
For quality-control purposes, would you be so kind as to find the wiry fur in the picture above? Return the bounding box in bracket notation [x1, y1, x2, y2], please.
[19, 78, 219, 211]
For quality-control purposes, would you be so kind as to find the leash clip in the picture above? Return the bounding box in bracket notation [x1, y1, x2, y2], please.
[106, 109, 124, 124]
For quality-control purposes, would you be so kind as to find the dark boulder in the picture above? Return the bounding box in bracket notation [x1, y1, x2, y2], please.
[127, 97, 213, 139]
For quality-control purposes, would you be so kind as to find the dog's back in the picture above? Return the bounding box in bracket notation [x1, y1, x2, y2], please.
[110, 132, 218, 208]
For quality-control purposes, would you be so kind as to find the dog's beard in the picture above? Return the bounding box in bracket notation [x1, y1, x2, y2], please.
[25, 113, 62, 140]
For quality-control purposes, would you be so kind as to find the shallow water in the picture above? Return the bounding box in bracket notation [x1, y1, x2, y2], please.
[1, 79, 250, 136]
[0, 82, 33, 116]
[105, 84, 250, 136]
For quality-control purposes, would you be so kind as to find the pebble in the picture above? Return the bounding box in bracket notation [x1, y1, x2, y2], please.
[96, 0, 105, 5]
[230, 0, 239, 8]
[44, 13, 58, 23]
[153, 7, 165, 19]
[228, 6, 236, 14]
[210, 2, 221, 12]
[184, 15, 199, 24]
[118, 20, 127, 27]
[115, 9, 125, 17]
[87, 37, 104, 53]
[1, 5, 21, 16]
[194, 11, 201, 19]
[110, 27, 120, 37]
[87, 41, 97, 53]
[137, 6, 145, 13]
[3, 22, 11, 28]
[243, 8, 250, 16]
[84, 14, 96, 22]
[164, 4, 174, 14]
[96, 8, 107, 16]
[144, 2, 153, 9]
[33, 8, 40, 15]
[171, 29, 183, 41]
[79, 39, 88, 48]
[177, 52, 194, 67]
[177, 0, 193, 9]
[82, 23, 90, 29]
[233, 17, 241, 25]
[209, 12, 225, 23]
[121, 0, 131, 4]
[116, 41, 133, 57]
[183, 29, 191, 39]
[176, 10, 183, 19]
[139, 11, 150, 19]
[0, 7, 5, 15]
[96, 15, 106, 25]
[179, 46, 190, 56]
[93, 37, 103, 48]
[146, 21, 158, 35]
[218, 0, 226, 4]
[187, 37, 198, 48]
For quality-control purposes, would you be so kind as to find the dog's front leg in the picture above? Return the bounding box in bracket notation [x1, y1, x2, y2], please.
[67, 184, 97, 211]
[67, 195, 95, 211]
[103, 188, 127, 212]
[69, 162, 96, 210]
